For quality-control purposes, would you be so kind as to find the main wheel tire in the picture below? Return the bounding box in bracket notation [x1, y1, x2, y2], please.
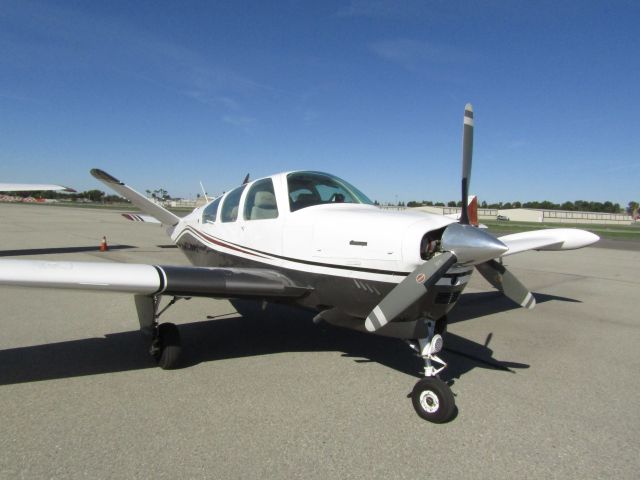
[154, 322, 181, 370]
[411, 377, 455, 423]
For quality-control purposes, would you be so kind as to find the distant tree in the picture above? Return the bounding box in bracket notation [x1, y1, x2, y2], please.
[152, 188, 170, 201]
[434, 202, 445, 207]
[481, 200, 488, 208]
[628, 201, 639, 217]
[83, 190, 104, 202]
[447, 201, 456, 207]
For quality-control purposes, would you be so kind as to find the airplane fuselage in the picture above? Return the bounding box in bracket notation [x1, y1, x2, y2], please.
[169, 172, 472, 339]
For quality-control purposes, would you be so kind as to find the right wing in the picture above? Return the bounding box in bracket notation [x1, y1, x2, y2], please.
[0, 259, 311, 300]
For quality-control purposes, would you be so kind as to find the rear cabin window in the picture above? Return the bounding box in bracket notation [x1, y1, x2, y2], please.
[220, 185, 246, 222]
[202, 196, 222, 224]
[243, 178, 279, 220]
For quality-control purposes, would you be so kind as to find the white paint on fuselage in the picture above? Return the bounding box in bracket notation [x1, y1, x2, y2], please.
[173, 172, 456, 283]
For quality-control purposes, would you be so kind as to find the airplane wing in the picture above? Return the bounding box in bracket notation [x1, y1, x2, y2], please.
[0, 259, 312, 300]
[498, 229, 599, 256]
[473, 228, 598, 309]
[90, 169, 180, 228]
[0, 183, 76, 192]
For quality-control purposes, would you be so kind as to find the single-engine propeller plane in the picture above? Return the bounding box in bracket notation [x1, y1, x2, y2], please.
[0, 105, 599, 422]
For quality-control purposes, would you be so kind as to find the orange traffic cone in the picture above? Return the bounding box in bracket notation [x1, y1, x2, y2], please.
[99, 236, 108, 252]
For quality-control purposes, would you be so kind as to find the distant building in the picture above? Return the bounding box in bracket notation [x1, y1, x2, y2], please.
[413, 206, 631, 225]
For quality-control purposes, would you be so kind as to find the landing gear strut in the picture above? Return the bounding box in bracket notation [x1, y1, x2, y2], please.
[408, 317, 455, 423]
[135, 295, 187, 370]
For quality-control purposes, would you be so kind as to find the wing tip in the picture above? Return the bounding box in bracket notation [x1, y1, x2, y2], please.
[90, 168, 123, 185]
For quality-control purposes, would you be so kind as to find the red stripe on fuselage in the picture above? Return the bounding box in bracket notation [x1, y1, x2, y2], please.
[179, 226, 269, 259]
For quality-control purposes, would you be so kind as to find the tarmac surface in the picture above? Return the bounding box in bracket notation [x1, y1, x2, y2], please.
[0, 203, 638, 479]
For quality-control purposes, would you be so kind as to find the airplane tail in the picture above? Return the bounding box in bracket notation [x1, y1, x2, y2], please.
[90, 169, 180, 228]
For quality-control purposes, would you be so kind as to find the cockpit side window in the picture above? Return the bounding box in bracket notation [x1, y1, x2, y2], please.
[243, 178, 279, 220]
[220, 185, 246, 222]
[287, 172, 373, 212]
[202, 196, 222, 224]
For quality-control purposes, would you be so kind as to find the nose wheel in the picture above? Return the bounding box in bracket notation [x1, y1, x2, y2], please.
[411, 377, 455, 423]
[408, 317, 456, 423]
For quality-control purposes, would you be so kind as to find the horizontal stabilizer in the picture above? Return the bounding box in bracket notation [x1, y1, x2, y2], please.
[0, 259, 311, 299]
[499, 229, 599, 256]
[91, 169, 180, 227]
[122, 213, 161, 224]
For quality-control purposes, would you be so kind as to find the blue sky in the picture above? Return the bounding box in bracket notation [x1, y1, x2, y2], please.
[1, 0, 638, 205]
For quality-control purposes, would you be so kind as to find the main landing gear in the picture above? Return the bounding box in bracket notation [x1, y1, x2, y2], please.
[407, 318, 455, 423]
[135, 295, 187, 370]
[150, 322, 181, 369]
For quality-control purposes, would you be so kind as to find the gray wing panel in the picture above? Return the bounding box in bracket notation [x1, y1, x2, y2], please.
[155, 266, 311, 299]
[0, 260, 311, 300]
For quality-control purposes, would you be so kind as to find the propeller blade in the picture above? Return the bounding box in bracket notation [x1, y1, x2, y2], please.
[459, 103, 474, 225]
[475, 259, 536, 309]
[365, 252, 457, 332]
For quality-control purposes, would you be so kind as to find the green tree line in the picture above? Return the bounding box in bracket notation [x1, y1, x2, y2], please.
[11, 189, 129, 204]
[406, 199, 639, 215]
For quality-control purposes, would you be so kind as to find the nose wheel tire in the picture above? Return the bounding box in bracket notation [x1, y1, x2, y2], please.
[153, 322, 182, 370]
[411, 377, 455, 423]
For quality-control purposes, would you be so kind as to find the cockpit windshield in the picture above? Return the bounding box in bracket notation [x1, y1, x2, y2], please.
[287, 171, 373, 212]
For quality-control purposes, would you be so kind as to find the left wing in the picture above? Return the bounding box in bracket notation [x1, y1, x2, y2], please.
[474, 228, 599, 308]
[498, 228, 599, 256]
[0, 259, 311, 300]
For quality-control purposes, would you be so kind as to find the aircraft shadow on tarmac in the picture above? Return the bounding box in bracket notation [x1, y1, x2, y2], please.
[449, 290, 581, 325]
[0, 245, 136, 257]
[0, 291, 580, 387]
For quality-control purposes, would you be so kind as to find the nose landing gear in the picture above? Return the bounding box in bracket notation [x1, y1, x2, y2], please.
[408, 318, 455, 423]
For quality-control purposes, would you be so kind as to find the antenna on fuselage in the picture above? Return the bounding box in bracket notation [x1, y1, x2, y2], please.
[199, 181, 209, 202]
[242, 173, 250, 185]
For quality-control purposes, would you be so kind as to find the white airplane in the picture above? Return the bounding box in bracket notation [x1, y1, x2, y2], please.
[0, 105, 599, 423]
[0, 183, 75, 192]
